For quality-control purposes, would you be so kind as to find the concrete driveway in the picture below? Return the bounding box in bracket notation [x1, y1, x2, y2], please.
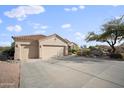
[20, 56, 124, 88]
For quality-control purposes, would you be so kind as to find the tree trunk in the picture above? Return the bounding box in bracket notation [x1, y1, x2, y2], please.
[106, 41, 116, 54]
[111, 45, 116, 54]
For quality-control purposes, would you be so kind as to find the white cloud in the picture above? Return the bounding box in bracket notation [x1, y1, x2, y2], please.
[34, 30, 46, 34]
[6, 25, 22, 32]
[112, 5, 119, 7]
[61, 24, 71, 29]
[75, 32, 82, 36]
[64, 8, 71, 12]
[75, 32, 86, 40]
[115, 15, 124, 20]
[0, 19, 2, 24]
[71, 7, 78, 11]
[115, 16, 121, 19]
[32, 23, 48, 30]
[40, 25, 48, 29]
[64, 5, 85, 12]
[79, 5, 85, 9]
[33, 23, 41, 29]
[4, 6, 45, 21]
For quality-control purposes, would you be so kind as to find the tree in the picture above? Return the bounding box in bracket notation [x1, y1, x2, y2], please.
[2, 42, 15, 59]
[86, 15, 124, 54]
[9, 42, 15, 57]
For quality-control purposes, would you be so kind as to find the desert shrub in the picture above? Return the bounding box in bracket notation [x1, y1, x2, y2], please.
[71, 49, 77, 54]
[120, 53, 124, 59]
[109, 53, 123, 59]
[77, 50, 82, 56]
[76, 48, 90, 56]
[68, 49, 72, 55]
[82, 49, 90, 56]
[0, 48, 10, 60]
[89, 46, 98, 50]
[90, 49, 103, 57]
[115, 46, 124, 53]
[69, 48, 78, 54]
[1, 48, 14, 59]
[0, 42, 15, 60]
[0, 47, 10, 53]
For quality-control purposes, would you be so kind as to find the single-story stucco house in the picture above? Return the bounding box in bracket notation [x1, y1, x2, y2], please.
[12, 34, 72, 60]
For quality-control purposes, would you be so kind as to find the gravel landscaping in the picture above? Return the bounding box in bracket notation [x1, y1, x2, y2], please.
[0, 62, 20, 88]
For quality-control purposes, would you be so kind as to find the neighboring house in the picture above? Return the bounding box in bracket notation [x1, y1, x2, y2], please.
[12, 34, 69, 60]
[70, 42, 79, 50]
[65, 39, 79, 50]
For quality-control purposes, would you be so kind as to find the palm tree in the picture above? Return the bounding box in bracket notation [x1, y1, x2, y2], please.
[86, 15, 124, 54]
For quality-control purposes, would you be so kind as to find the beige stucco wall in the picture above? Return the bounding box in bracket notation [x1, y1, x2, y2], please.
[14, 42, 21, 60]
[39, 36, 67, 46]
[14, 41, 39, 60]
[39, 36, 68, 59]
[14, 35, 68, 60]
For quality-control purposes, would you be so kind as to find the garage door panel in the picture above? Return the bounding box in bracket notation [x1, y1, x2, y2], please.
[42, 46, 64, 59]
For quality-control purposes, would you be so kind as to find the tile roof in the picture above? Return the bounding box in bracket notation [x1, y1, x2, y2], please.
[64, 39, 78, 46]
[64, 39, 71, 44]
[12, 34, 77, 45]
[12, 34, 47, 41]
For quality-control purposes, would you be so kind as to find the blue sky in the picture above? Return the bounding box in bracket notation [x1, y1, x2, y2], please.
[0, 5, 124, 46]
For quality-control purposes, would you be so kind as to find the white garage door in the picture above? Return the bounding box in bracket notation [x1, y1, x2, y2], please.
[42, 45, 65, 60]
